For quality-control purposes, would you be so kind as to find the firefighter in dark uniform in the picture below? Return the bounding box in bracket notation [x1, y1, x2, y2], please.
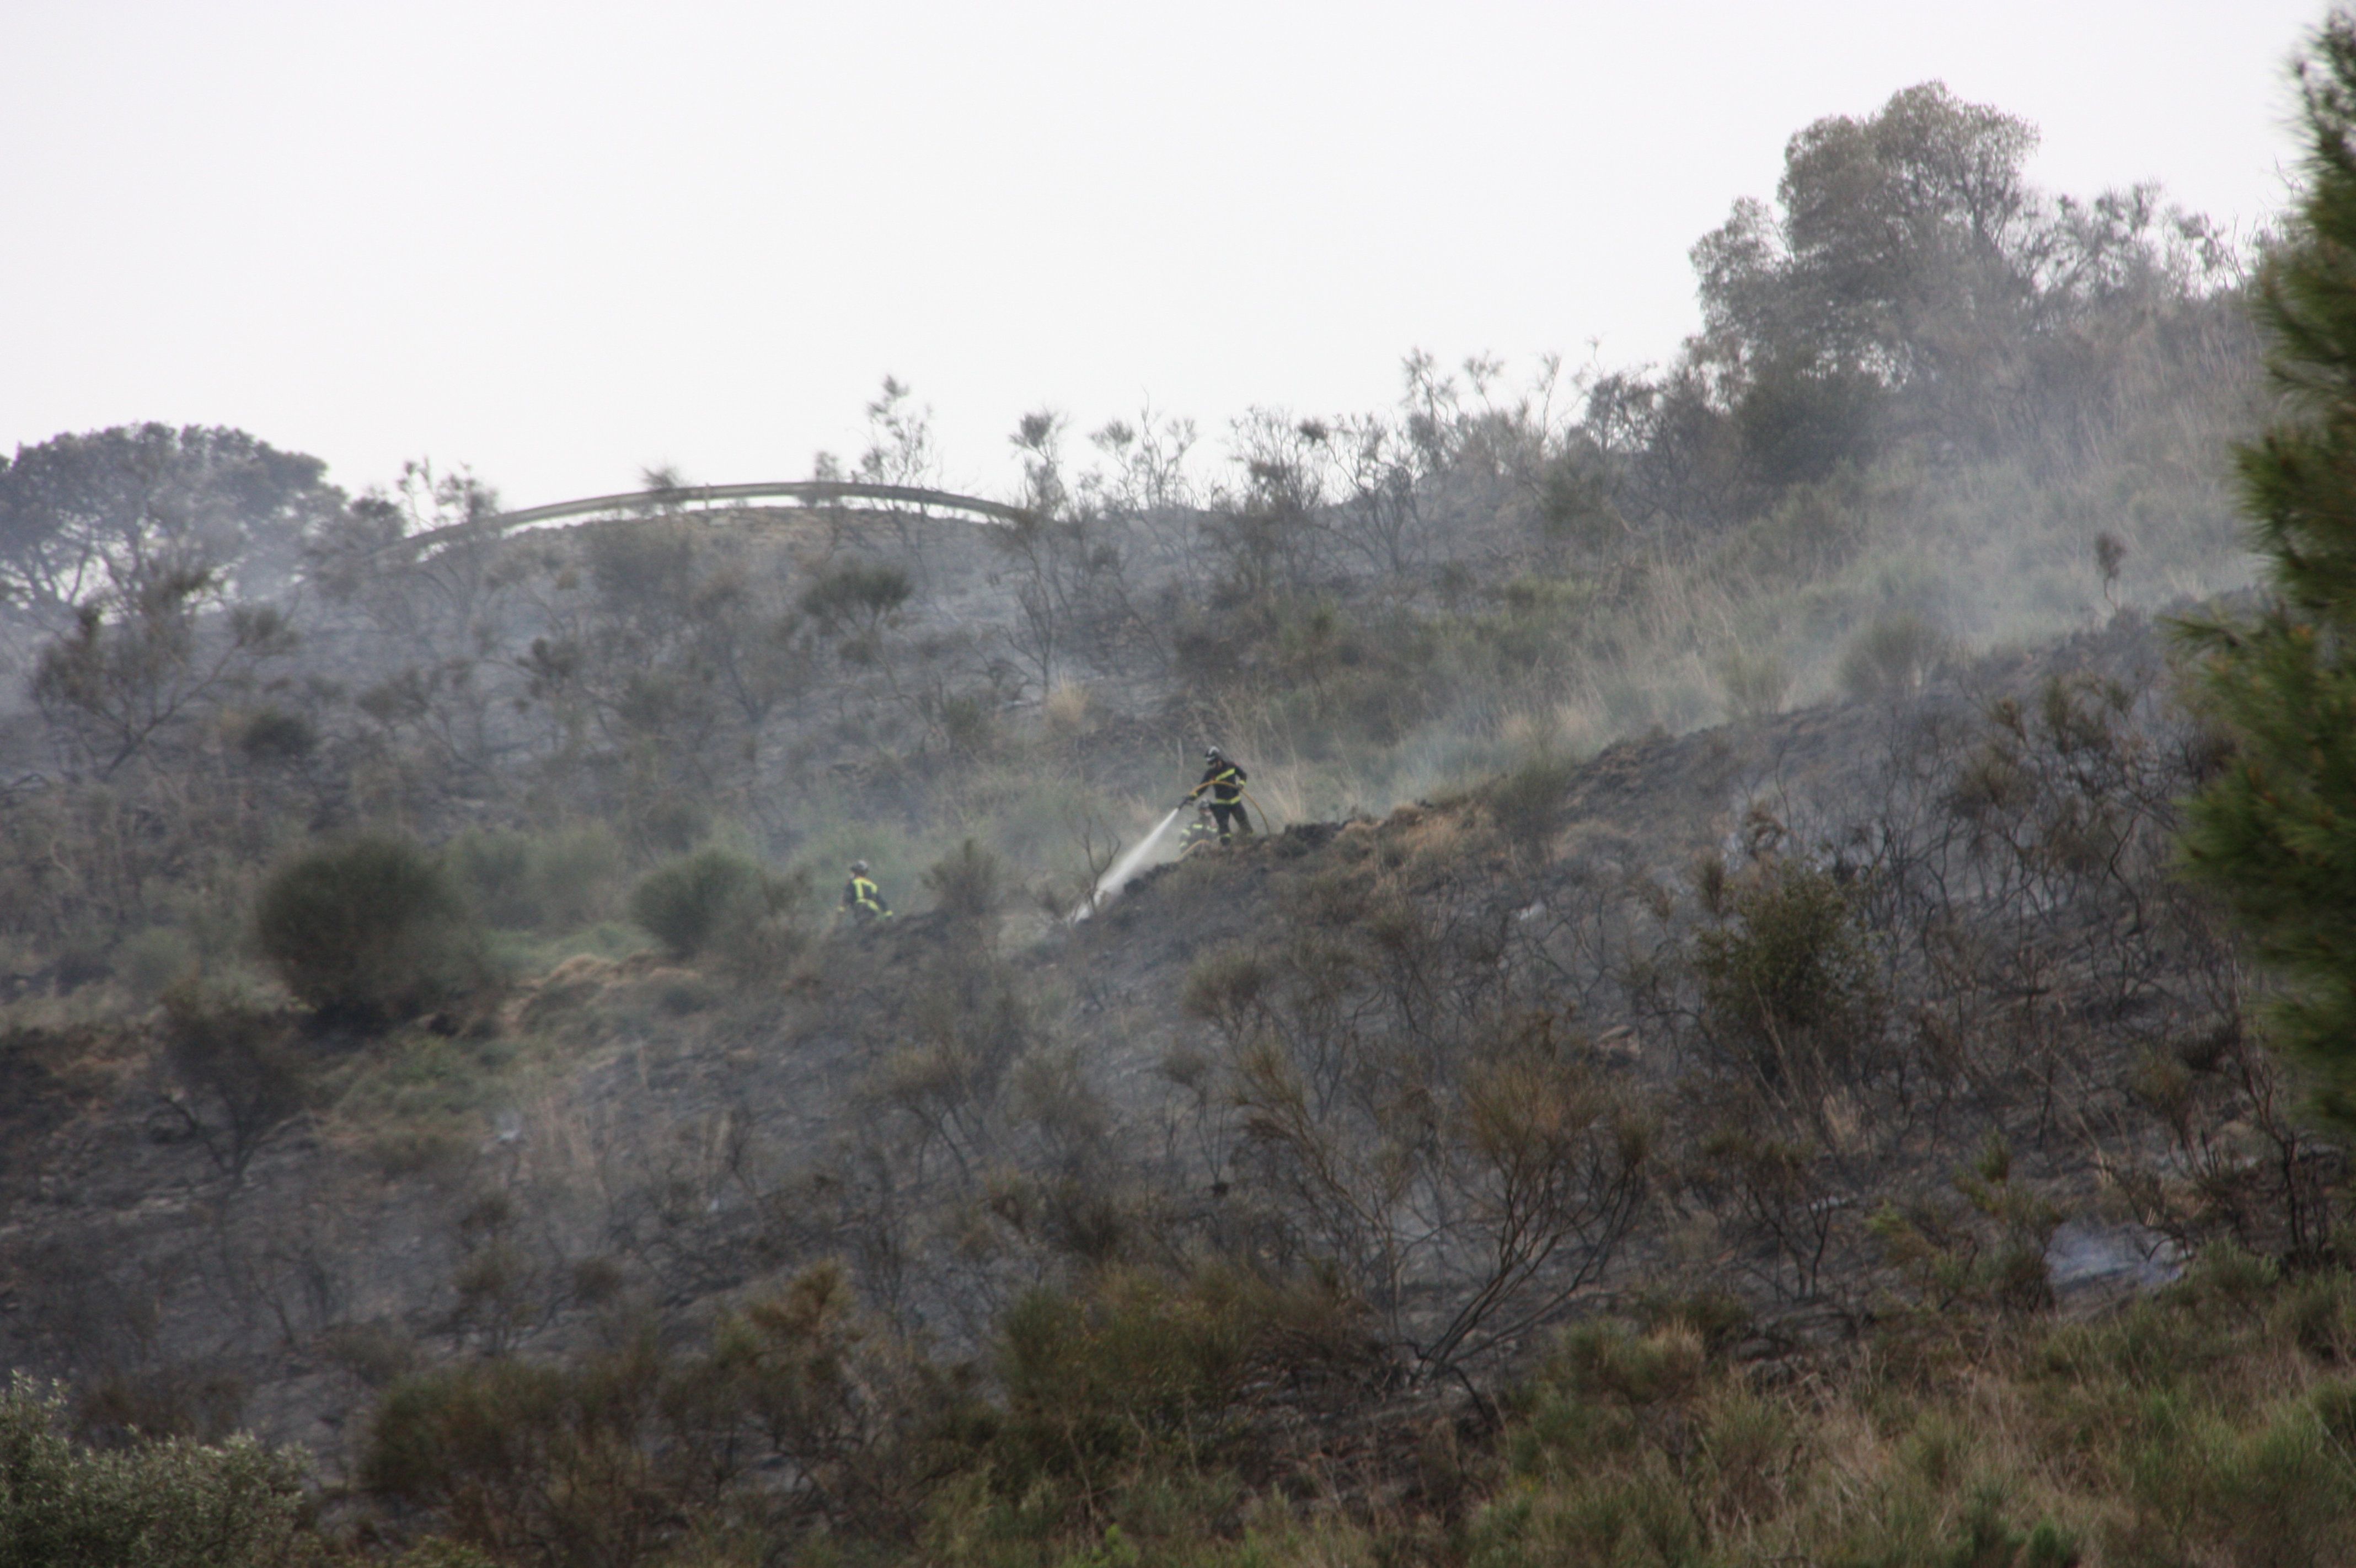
[1185, 746, 1253, 841]
[842, 860, 891, 923]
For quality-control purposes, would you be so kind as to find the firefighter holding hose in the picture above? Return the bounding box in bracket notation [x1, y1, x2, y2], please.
[1184, 746, 1254, 841]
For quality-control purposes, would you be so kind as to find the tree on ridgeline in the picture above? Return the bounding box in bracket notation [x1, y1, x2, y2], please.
[2181, 13, 2356, 1132]
[0, 424, 344, 624]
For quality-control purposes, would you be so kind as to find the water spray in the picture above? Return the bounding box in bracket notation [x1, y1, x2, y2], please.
[1069, 807, 1185, 923]
[1066, 784, 1280, 924]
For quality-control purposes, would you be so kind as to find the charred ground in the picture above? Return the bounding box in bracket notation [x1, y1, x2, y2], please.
[5, 72, 2350, 1568]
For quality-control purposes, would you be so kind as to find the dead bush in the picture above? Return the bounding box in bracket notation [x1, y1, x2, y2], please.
[1687, 1104, 1848, 1303]
[923, 838, 1006, 923]
[156, 980, 309, 1180]
[72, 1365, 248, 1448]
[1208, 927, 1649, 1377]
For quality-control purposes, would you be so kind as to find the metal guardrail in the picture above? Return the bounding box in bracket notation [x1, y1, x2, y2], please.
[389, 479, 1034, 557]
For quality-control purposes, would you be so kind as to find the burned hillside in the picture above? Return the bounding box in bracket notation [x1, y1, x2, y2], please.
[5, 70, 2353, 1568]
[2, 604, 2343, 1561]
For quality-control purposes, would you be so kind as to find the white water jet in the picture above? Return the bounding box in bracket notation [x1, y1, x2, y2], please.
[1069, 807, 1183, 922]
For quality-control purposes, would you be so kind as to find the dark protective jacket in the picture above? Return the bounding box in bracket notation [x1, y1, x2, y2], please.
[843, 874, 890, 919]
[1195, 758, 1247, 803]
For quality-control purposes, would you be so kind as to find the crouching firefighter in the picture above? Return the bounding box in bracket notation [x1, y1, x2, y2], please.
[1176, 802, 1223, 858]
[842, 860, 892, 923]
[1184, 746, 1253, 841]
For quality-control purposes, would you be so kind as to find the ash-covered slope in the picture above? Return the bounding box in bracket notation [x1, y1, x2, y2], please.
[2, 605, 2285, 1480]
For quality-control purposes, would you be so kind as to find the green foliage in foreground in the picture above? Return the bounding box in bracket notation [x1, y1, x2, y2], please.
[335, 1254, 2356, 1567]
[0, 1375, 315, 1567]
[22, 1256, 2356, 1565]
[2182, 15, 2356, 1131]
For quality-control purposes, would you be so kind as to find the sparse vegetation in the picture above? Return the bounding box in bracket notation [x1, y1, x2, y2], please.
[156, 980, 309, 1180]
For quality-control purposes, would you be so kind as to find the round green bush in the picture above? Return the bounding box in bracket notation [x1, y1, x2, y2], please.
[629, 848, 773, 958]
[254, 835, 490, 1029]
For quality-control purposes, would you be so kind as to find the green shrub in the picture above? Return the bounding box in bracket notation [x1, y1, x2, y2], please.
[449, 825, 625, 932]
[1496, 1465, 1701, 1568]
[1838, 610, 1948, 701]
[363, 1358, 617, 1558]
[233, 706, 315, 765]
[799, 559, 912, 635]
[1694, 860, 1881, 1089]
[253, 835, 492, 1030]
[446, 829, 534, 928]
[531, 824, 627, 930]
[0, 1374, 314, 1568]
[117, 925, 198, 1003]
[366, 1265, 915, 1557]
[629, 848, 799, 962]
[997, 1272, 1247, 1465]
[1486, 751, 1579, 862]
[2116, 1397, 2356, 1567]
[387, 1543, 500, 1568]
[967, 1267, 1322, 1543]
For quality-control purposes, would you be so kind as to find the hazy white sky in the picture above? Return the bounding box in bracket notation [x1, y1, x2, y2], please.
[0, 1, 2325, 508]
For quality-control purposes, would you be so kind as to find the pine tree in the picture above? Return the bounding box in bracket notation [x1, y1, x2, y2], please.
[2182, 15, 2356, 1130]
